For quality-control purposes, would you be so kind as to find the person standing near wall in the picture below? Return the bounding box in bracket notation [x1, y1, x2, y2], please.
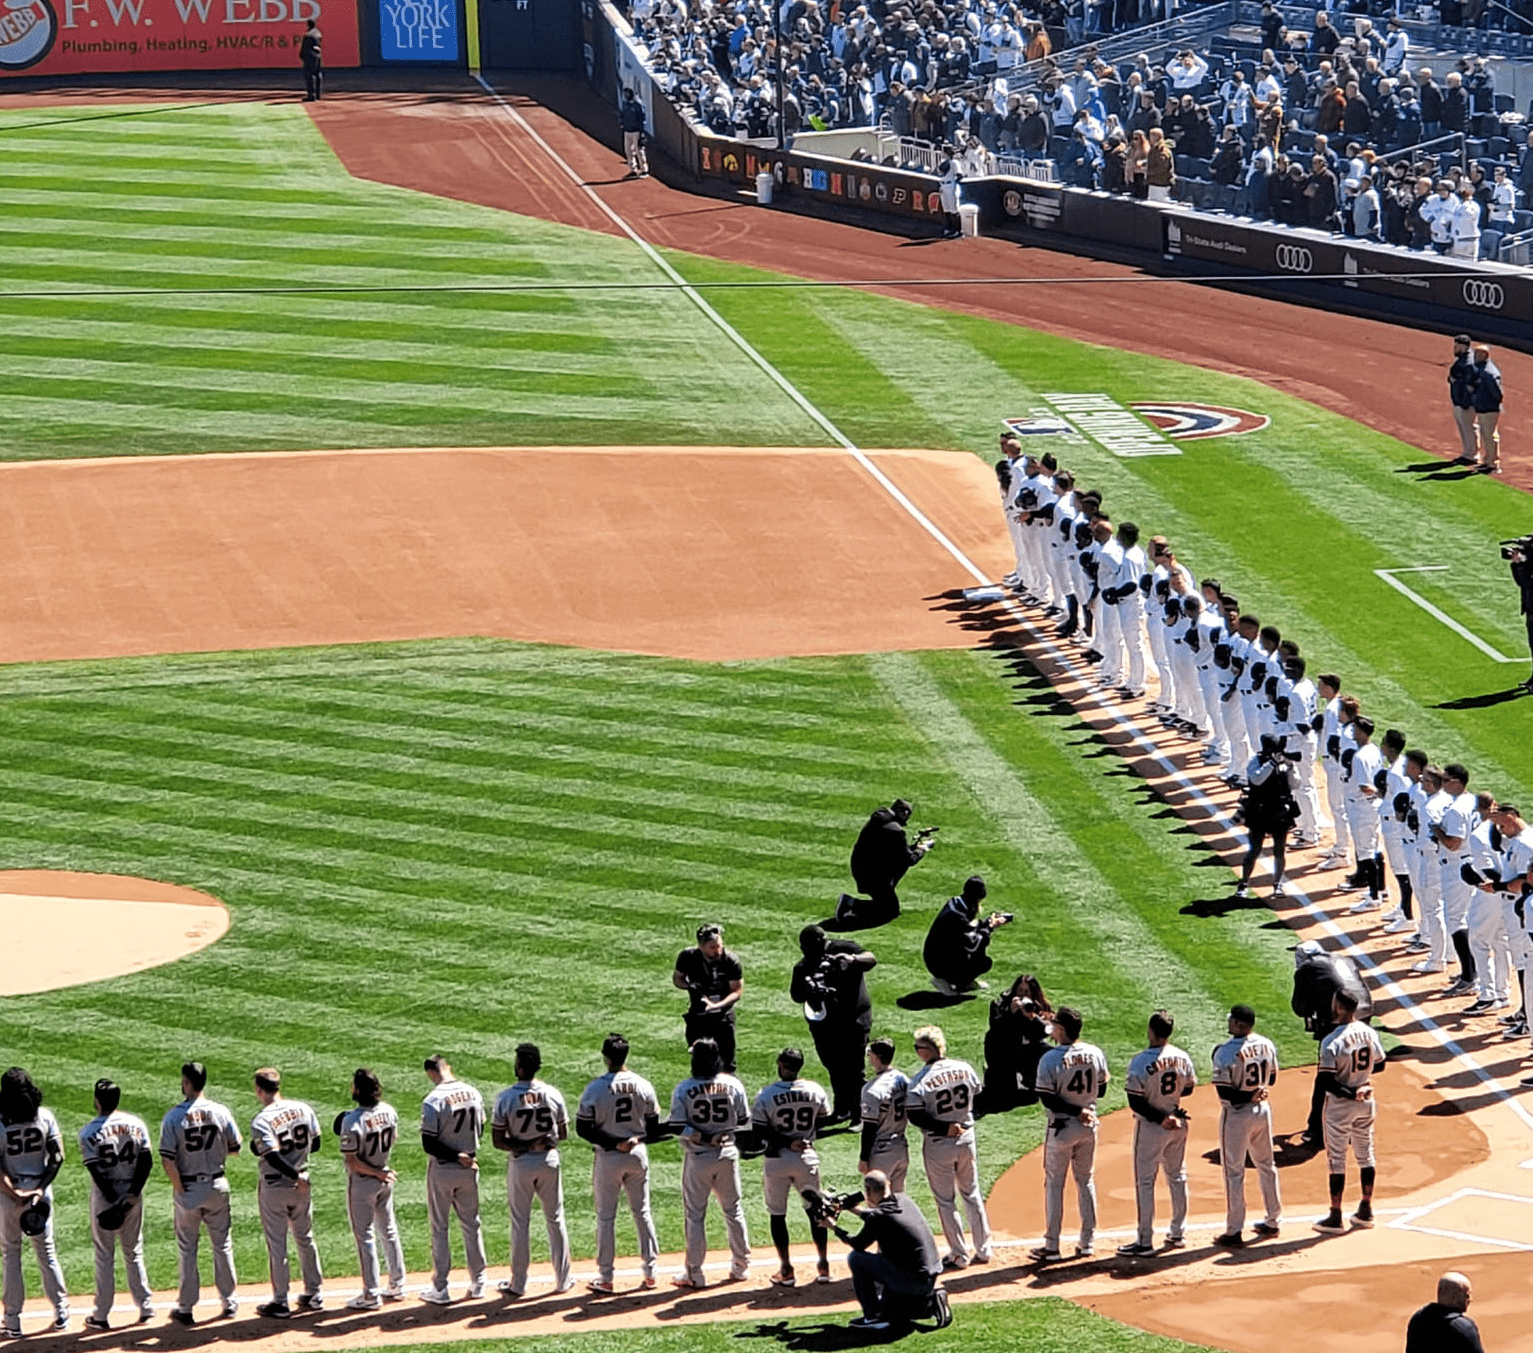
[299, 20, 323, 102]
[620, 90, 650, 178]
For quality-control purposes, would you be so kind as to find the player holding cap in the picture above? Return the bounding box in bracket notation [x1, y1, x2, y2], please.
[907, 1025, 990, 1270]
[751, 1048, 833, 1287]
[668, 1037, 752, 1289]
[858, 1038, 910, 1192]
[1029, 1007, 1110, 1263]
[1118, 1011, 1196, 1257]
[491, 1043, 573, 1299]
[0, 1068, 68, 1336]
[160, 1061, 242, 1325]
[336, 1068, 406, 1310]
[1313, 991, 1387, 1234]
[419, 1055, 487, 1305]
[576, 1033, 662, 1295]
[1211, 1005, 1282, 1247]
[79, 1079, 154, 1330]
[250, 1067, 324, 1319]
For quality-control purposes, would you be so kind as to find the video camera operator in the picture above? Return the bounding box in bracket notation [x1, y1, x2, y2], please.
[821, 1169, 945, 1332]
[836, 799, 936, 930]
[791, 926, 878, 1125]
[923, 875, 1013, 997]
[1234, 735, 1301, 900]
[1503, 534, 1533, 693]
[1290, 939, 1371, 1147]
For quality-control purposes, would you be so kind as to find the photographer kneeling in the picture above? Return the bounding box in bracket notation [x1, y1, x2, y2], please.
[825, 1170, 945, 1332]
[924, 876, 1013, 996]
[1235, 736, 1301, 899]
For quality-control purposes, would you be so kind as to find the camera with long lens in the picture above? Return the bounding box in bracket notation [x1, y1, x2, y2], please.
[801, 1188, 865, 1227]
[1501, 534, 1533, 562]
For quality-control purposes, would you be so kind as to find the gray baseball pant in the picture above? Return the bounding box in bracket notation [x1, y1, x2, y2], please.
[680, 1146, 750, 1286]
[593, 1146, 659, 1284]
[867, 1140, 908, 1194]
[427, 1162, 486, 1291]
[921, 1131, 991, 1264]
[1130, 1118, 1188, 1248]
[347, 1175, 405, 1299]
[506, 1149, 570, 1295]
[1219, 1102, 1281, 1234]
[173, 1178, 237, 1314]
[258, 1183, 322, 1303]
[0, 1190, 67, 1321]
[1041, 1115, 1097, 1252]
[88, 1185, 151, 1322]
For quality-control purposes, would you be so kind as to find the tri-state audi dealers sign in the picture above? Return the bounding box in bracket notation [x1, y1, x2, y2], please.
[0, 0, 357, 76]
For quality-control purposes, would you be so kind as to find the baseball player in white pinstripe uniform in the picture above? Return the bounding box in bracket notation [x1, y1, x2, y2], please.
[858, 1039, 909, 1194]
[576, 1034, 662, 1295]
[491, 1043, 572, 1299]
[250, 1068, 323, 1318]
[1211, 1005, 1281, 1247]
[419, 1055, 487, 1305]
[907, 1025, 990, 1270]
[1029, 1006, 1109, 1262]
[336, 1068, 405, 1310]
[79, 1078, 153, 1330]
[1409, 766, 1452, 974]
[1312, 991, 1386, 1235]
[752, 1048, 832, 1287]
[668, 1038, 751, 1289]
[159, 1061, 242, 1326]
[1117, 1011, 1196, 1257]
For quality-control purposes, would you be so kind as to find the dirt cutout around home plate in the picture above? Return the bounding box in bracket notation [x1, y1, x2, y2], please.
[0, 445, 1008, 664]
[0, 870, 227, 995]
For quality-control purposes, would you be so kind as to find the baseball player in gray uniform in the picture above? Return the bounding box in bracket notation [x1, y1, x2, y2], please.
[159, 1060, 242, 1325]
[250, 1068, 323, 1318]
[751, 1048, 832, 1287]
[858, 1039, 909, 1194]
[79, 1078, 153, 1329]
[0, 1068, 68, 1336]
[906, 1025, 990, 1270]
[1118, 1011, 1197, 1257]
[491, 1043, 572, 1299]
[576, 1033, 662, 1295]
[1313, 991, 1387, 1235]
[336, 1068, 405, 1310]
[1030, 1007, 1110, 1262]
[1210, 1005, 1282, 1247]
[419, 1054, 487, 1304]
[667, 1037, 752, 1289]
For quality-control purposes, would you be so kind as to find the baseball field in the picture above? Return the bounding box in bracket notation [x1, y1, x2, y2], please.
[2, 84, 1533, 1353]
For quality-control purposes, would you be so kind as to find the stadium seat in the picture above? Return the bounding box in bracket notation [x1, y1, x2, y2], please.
[1515, 208, 1533, 231]
[1496, 92, 1516, 113]
[1488, 136, 1511, 159]
[1465, 137, 1488, 160]
[1479, 227, 1503, 258]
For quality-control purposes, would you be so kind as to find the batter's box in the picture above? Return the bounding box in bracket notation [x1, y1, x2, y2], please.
[1390, 1188, 1533, 1251]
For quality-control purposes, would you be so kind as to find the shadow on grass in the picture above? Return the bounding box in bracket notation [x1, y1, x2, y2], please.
[736, 1318, 916, 1348]
[896, 989, 974, 1011]
[1435, 685, 1531, 710]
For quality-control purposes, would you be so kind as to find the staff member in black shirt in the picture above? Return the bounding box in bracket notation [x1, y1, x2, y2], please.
[830, 1170, 941, 1331]
[1405, 1272, 1485, 1353]
[836, 799, 934, 929]
[672, 923, 743, 1073]
[1507, 534, 1533, 693]
[299, 19, 322, 102]
[791, 926, 877, 1124]
[923, 875, 1012, 996]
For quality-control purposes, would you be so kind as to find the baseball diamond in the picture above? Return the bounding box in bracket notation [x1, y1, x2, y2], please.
[1, 47, 1533, 1353]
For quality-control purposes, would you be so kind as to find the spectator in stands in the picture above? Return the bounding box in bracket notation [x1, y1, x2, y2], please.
[1024, 21, 1051, 63]
[1281, 55, 1307, 111]
[1311, 10, 1341, 56]
[1383, 16, 1409, 77]
[1451, 182, 1482, 258]
[1381, 163, 1413, 243]
[1047, 77, 1078, 140]
[1257, 95, 1285, 153]
[1305, 154, 1340, 228]
[1466, 56, 1495, 130]
[1223, 69, 1255, 140]
[1168, 49, 1209, 93]
[1312, 132, 1338, 174]
[1146, 126, 1175, 202]
[1246, 133, 1275, 211]
[1489, 163, 1518, 229]
[1186, 103, 1216, 160]
[1343, 79, 1373, 138]
[1128, 88, 1161, 138]
[1441, 71, 1468, 134]
[1317, 79, 1346, 136]
[1352, 174, 1382, 240]
[1424, 178, 1457, 251]
[1260, 1, 1284, 52]
[1019, 97, 1050, 159]
[1060, 126, 1100, 186]
[1274, 162, 1307, 224]
[1211, 124, 1245, 185]
[1373, 78, 1400, 148]
[1101, 133, 1128, 192]
[1395, 84, 1423, 149]
[1407, 175, 1437, 248]
[1468, 161, 1494, 217]
[1126, 128, 1150, 197]
[1255, 64, 1282, 106]
[1419, 68, 1444, 138]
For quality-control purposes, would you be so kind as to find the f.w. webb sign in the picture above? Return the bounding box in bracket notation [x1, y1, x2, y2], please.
[0, 0, 358, 76]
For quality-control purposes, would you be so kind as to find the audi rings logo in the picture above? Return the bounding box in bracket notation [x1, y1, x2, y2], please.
[1462, 279, 1505, 310]
[1002, 189, 1024, 217]
[1275, 244, 1313, 273]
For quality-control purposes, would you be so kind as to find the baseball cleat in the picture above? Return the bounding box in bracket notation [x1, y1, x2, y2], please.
[169, 1310, 195, 1327]
[1345, 898, 1379, 913]
[295, 1293, 323, 1312]
[553, 1280, 577, 1295]
[1027, 1247, 1062, 1263]
[1443, 978, 1475, 998]
[0, 1323, 20, 1339]
[849, 1316, 891, 1330]
[346, 1295, 382, 1311]
[971, 1250, 991, 1265]
[138, 1306, 154, 1324]
[1271, 881, 1289, 897]
[587, 1280, 615, 1295]
[1233, 883, 1251, 899]
[1076, 1244, 1094, 1258]
[768, 1269, 797, 1287]
[382, 1286, 405, 1301]
[220, 1301, 239, 1320]
[83, 1317, 110, 1332]
[1351, 1209, 1375, 1229]
[1163, 1235, 1186, 1249]
[1312, 1213, 1347, 1235]
[641, 1276, 658, 1290]
[1383, 916, 1412, 934]
[1521, 1074, 1533, 1088]
[420, 1287, 453, 1305]
[1465, 999, 1500, 1015]
[1211, 1233, 1245, 1248]
[1253, 1222, 1281, 1238]
[816, 1262, 833, 1283]
[1336, 879, 1364, 893]
[1411, 959, 1447, 975]
[495, 1281, 522, 1299]
[1117, 1243, 1156, 1258]
[729, 1267, 752, 1282]
[670, 1276, 705, 1290]
[467, 1278, 485, 1300]
[941, 1254, 969, 1270]
[256, 1302, 291, 1320]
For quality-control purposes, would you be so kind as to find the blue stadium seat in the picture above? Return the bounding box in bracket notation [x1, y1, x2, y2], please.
[1479, 227, 1503, 259]
[1495, 92, 1515, 113]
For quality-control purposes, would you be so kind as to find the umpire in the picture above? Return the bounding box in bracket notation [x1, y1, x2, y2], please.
[791, 926, 877, 1125]
[672, 924, 743, 1073]
[1290, 940, 1371, 1146]
[836, 799, 934, 929]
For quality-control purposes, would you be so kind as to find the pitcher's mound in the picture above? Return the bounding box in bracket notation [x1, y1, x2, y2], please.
[0, 871, 228, 995]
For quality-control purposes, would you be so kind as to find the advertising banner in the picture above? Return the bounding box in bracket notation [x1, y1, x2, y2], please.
[377, 0, 455, 60]
[0, 0, 359, 77]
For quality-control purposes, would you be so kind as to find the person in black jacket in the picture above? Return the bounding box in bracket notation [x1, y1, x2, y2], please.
[976, 974, 1051, 1115]
[1448, 333, 1479, 465]
[1290, 939, 1371, 1145]
[298, 19, 322, 102]
[1405, 1272, 1485, 1353]
[1506, 535, 1533, 692]
[1467, 344, 1503, 474]
[836, 800, 934, 929]
[922, 876, 1013, 996]
[829, 1171, 941, 1331]
[792, 925, 877, 1123]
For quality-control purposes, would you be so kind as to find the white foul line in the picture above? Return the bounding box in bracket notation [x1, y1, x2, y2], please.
[481, 83, 1533, 1142]
[1375, 567, 1521, 663]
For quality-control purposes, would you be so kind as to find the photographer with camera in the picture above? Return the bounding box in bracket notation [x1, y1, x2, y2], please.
[836, 800, 936, 930]
[976, 974, 1052, 1117]
[822, 1170, 945, 1332]
[791, 926, 877, 1125]
[923, 875, 1013, 997]
[1234, 735, 1302, 900]
[1504, 534, 1533, 693]
[672, 924, 743, 1074]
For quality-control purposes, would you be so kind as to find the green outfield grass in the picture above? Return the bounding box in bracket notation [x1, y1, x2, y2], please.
[0, 97, 1529, 1333]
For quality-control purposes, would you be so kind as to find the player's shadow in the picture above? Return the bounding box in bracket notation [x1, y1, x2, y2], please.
[820, 914, 897, 935]
[736, 1317, 913, 1347]
[897, 989, 974, 1011]
[1181, 891, 1268, 918]
[1435, 685, 1531, 710]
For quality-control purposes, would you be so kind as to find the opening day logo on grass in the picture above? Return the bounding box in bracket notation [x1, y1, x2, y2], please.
[1006, 397, 1269, 458]
[1129, 402, 1271, 440]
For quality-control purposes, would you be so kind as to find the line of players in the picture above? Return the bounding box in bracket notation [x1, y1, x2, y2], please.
[0, 1027, 998, 1333]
